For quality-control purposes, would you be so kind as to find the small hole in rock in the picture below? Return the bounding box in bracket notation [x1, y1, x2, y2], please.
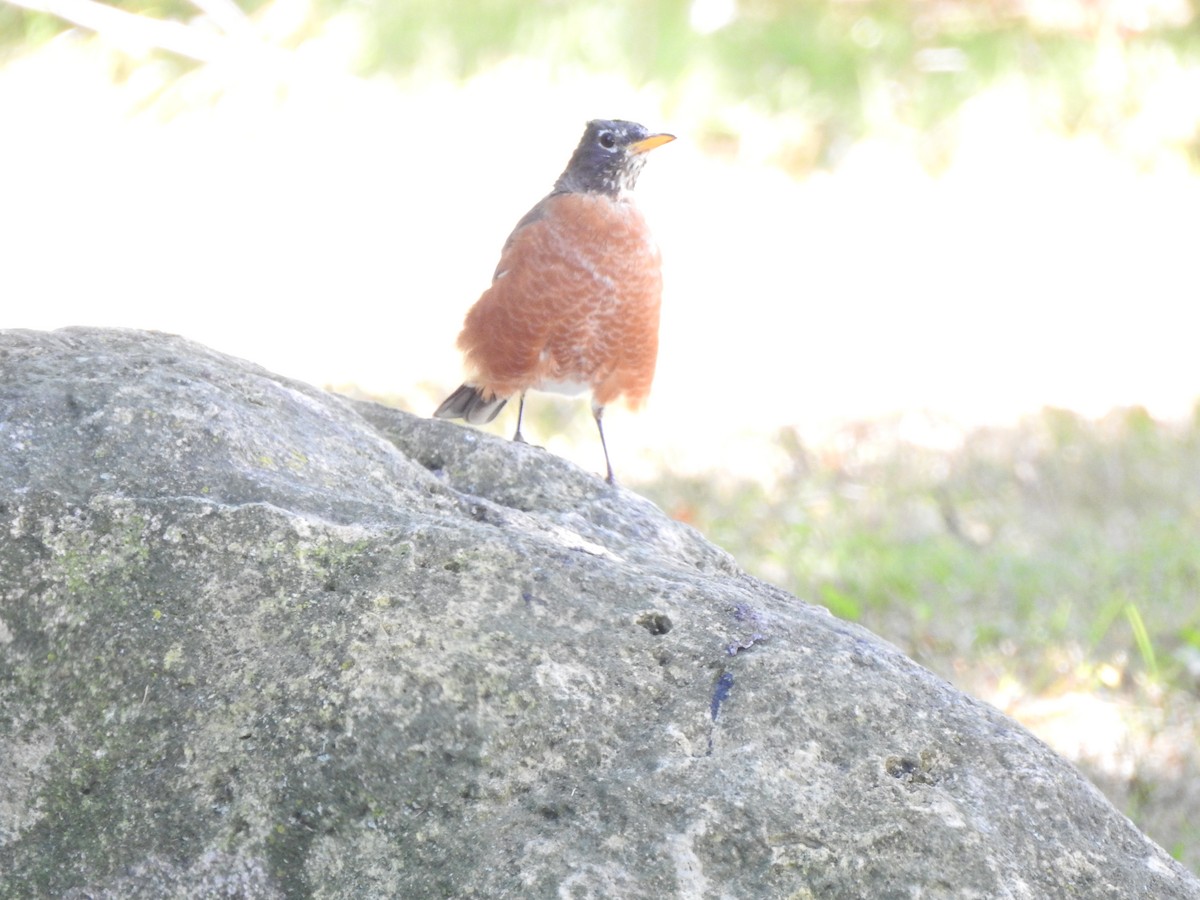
[636, 611, 672, 635]
[885, 756, 919, 779]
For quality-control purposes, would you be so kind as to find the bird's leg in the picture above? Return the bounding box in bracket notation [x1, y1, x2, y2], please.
[592, 404, 616, 485]
[511, 392, 528, 444]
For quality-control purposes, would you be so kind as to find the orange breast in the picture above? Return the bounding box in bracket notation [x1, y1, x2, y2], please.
[455, 192, 662, 409]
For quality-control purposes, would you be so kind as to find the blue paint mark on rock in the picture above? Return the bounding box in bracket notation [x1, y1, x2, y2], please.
[710, 671, 735, 721]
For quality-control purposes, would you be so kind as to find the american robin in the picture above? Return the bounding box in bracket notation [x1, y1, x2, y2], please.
[434, 118, 675, 485]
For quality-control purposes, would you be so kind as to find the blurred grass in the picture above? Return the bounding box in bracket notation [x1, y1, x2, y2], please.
[637, 404, 1200, 871]
[641, 405, 1200, 686]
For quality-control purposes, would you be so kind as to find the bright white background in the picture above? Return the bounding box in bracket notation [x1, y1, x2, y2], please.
[3, 20, 1198, 482]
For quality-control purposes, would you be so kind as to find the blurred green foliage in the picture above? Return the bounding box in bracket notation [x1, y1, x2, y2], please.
[5, 0, 1200, 168]
[333, 0, 1200, 166]
[643, 405, 1200, 692]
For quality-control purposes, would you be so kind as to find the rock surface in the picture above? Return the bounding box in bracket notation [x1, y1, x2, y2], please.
[0, 327, 1196, 899]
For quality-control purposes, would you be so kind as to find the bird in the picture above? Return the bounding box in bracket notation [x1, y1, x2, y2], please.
[434, 118, 675, 485]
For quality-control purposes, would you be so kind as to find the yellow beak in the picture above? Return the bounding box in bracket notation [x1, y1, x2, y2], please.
[628, 133, 676, 154]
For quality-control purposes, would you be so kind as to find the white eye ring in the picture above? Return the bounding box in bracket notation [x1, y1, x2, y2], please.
[598, 131, 617, 150]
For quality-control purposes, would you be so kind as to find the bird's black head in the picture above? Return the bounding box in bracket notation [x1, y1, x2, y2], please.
[554, 119, 675, 198]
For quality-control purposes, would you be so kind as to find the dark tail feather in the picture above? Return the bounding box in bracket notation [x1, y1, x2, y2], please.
[433, 384, 508, 425]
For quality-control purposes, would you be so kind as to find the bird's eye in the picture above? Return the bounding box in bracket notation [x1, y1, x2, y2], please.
[598, 131, 616, 149]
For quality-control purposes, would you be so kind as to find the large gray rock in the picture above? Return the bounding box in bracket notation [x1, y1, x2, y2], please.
[0, 327, 1195, 899]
